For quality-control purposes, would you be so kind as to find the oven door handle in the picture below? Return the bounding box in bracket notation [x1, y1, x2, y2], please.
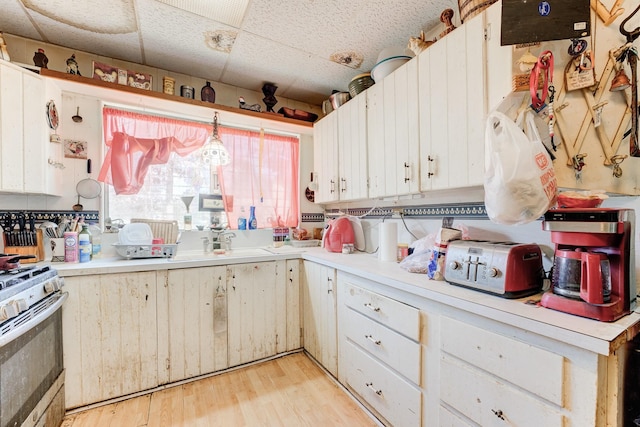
[0, 292, 68, 348]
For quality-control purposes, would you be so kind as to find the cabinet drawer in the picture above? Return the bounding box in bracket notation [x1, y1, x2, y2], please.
[342, 282, 420, 340]
[440, 356, 564, 427]
[440, 317, 564, 406]
[440, 405, 474, 427]
[344, 340, 421, 427]
[343, 307, 421, 384]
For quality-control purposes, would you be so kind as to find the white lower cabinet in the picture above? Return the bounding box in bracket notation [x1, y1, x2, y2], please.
[62, 272, 159, 409]
[62, 260, 300, 409]
[302, 261, 338, 376]
[284, 260, 302, 351]
[337, 274, 421, 426]
[438, 317, 567, 426]
[227, 261, 283, 366]
[158, 267, 228, 384]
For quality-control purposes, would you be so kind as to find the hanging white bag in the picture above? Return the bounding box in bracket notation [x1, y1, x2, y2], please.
[484, 110, 557, 225]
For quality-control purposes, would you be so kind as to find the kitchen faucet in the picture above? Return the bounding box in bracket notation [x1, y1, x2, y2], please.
[202, 229, 237, 252]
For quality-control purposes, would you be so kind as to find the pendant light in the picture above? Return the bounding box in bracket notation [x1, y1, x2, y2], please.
[201, 112, 230, 166]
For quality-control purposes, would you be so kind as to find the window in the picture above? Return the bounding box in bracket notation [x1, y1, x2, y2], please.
[100, 107, 300, 229]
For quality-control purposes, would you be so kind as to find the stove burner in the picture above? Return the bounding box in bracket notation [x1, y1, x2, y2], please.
[0, 266, 49, 290]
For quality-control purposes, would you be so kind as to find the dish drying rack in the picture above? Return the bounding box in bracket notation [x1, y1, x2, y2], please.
[115, 219, 180, 259]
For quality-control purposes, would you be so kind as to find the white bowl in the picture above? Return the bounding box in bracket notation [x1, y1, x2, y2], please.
[118, 223, 154, 245]
[371, 56, 411, 82]
[376, 46, 415, 64]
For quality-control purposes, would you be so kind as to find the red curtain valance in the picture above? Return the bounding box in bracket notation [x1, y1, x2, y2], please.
[98, 108, 212, 194]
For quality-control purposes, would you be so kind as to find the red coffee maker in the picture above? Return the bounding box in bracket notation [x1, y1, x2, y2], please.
[540, 208, 636, 322]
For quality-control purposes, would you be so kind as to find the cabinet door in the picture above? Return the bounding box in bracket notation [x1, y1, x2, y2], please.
[302, 261, 337, 376]
[227, 262, 279, 366]
[62, 272, 158, 408]
[0, 64, 24, 192]
[23, 71, 47, 194]
[422, 38, 450, 190]
[390, 57, 420, 196]
[463, 14, 487, 187]
[337, 93, 368, 201]
[366, 81, 386, 198]
[485, 2, 514, 113]
[378, 60, 421, 197]
[284, 259, 301, 351]
[160, 267, 228, 384]
[313, 112, 339, 203]
[420, 18, 486, 190]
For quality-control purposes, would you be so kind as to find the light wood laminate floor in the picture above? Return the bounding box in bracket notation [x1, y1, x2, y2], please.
[61, 352, 379, 427]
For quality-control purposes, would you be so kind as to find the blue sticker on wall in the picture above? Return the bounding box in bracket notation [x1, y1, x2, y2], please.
[538, 1, 551, 16]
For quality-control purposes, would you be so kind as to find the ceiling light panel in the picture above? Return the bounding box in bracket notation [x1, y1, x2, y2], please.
[154, 0, 249, 27]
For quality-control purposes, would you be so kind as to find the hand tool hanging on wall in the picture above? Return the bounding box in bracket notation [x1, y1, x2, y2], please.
[530, 51, 557, 152]
[619, 5, 640, 156]
[591, 0, 625, 26]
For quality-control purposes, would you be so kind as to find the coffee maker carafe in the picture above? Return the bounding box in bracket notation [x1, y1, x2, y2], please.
[541, 208, 636, 322]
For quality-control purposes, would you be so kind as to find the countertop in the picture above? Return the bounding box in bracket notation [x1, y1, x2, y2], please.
[49, 246, 640, 356]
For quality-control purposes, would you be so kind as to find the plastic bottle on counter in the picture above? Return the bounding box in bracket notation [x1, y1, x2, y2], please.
[89, 224, 102, 258]
[248, 206, 257, 230]
[238, 207, 247, 230]
[78, 225, 92, 263]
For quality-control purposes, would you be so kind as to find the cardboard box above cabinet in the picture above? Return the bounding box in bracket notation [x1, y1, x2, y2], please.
[501, 0, 590, 46]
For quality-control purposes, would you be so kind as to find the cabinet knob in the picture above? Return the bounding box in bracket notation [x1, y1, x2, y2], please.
[363, 302, 380, 312]
[365, 334, 381, 345]
[427, 156, 435, 178]
[491, 409, 505, 420]
[365, 382, 383, 396]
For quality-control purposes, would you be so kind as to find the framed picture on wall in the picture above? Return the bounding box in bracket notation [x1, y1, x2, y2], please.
[199, 194, 225, 212]
[63, 139, 87, 159]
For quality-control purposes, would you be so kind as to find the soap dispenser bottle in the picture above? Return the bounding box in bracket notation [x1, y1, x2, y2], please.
[238, 207, 247, 230]
[248, 206, 257, 230]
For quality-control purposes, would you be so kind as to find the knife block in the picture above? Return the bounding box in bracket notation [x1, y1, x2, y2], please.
[3, 229, 44, 263]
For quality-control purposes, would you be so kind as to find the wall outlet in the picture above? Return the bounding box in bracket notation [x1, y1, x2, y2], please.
[392, 208, 403, 217]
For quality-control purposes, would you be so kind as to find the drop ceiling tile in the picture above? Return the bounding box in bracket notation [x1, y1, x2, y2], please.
[243, 0, 455, 63]
[0, 0, 44, 40]
[155, 0, 249, 28]
[22, 0, 137, 34]
[224, 31, 358, 105]
[137, 0, 229, 81]
[22, 1, 142, 63]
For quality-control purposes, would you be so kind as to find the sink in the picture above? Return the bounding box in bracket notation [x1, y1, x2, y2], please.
[170, 248, 272, 261]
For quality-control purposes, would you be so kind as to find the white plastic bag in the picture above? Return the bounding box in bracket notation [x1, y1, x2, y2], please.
[484, 111, 557, 225]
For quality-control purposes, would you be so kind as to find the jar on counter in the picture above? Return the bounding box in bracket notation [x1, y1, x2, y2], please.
[397, 243, 409, 262]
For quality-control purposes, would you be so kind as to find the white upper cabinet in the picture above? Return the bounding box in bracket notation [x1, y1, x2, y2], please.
[337, 92, 368, 201]
[313, 110, 339, 203]
[0, 60, 61, 195]
[313, 94, 368, 204]
[0, 63, 24, 192]
[368, 57, 420, 198]
[419, 11, 487, 191]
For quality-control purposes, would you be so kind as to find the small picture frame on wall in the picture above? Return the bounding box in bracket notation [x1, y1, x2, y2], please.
[199, 194, 225, 212]
[64, 139, 87, 159]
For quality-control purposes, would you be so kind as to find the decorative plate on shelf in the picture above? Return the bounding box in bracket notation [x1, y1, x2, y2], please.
[46, 100, 58, 130]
